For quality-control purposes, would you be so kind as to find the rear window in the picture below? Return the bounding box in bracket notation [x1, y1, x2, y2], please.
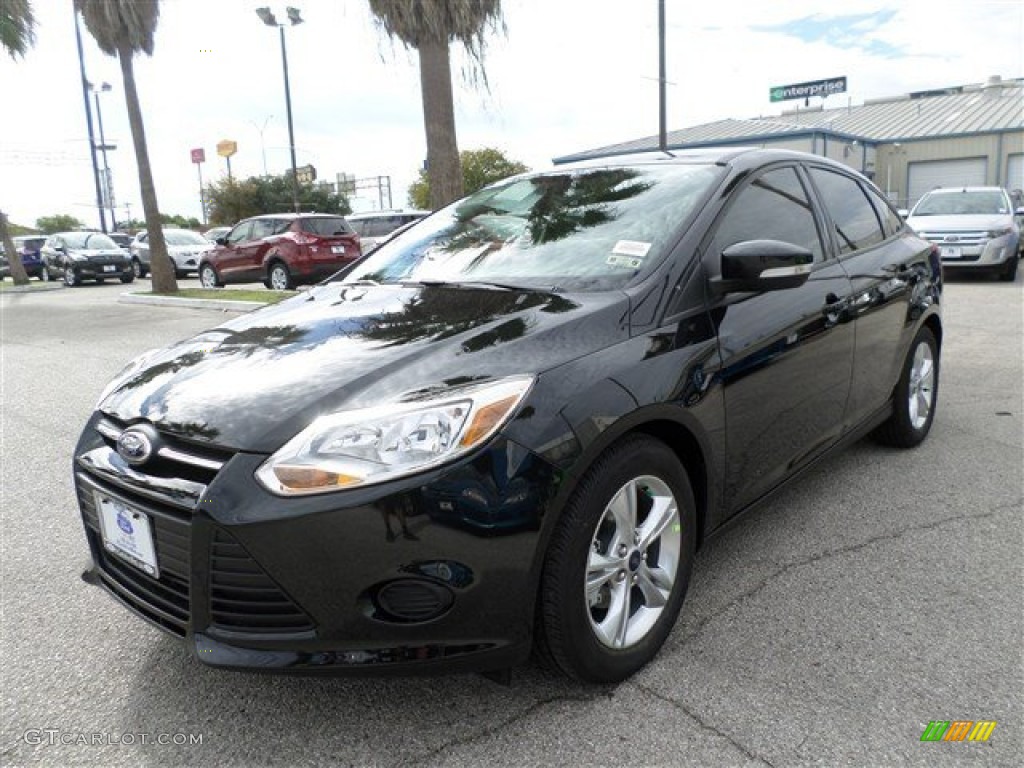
[300, 217, 352, 236]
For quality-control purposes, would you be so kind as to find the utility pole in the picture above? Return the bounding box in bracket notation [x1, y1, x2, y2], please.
[658, 0, 667, 152]
[74, 10, 107, 232]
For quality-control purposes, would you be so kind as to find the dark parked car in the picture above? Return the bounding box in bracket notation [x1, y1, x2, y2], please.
[41, 231, 133, 286]
[75, 149, 942, 682]
[0, 235, 46, 279]
[199, 213, 360, 290]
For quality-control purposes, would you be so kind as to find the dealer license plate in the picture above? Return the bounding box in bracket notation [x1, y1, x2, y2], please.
[331, 245, 346, 254]
[940, 246, 962, 260]
[103, 264, 116, 272]
[95, 493, 160, 578]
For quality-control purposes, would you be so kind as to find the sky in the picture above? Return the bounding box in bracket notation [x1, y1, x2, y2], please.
[1, 0, 1022, 229]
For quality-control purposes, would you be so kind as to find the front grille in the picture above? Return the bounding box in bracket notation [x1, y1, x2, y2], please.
[78, 474, 191, 636]
[918, 230, 987, 247]
[209, 529, 314, 634]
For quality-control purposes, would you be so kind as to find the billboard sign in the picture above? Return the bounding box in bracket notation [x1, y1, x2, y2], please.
[190, 147, 206, 164]
[216, 140, 237, 158]
[770, 77, 847, 103]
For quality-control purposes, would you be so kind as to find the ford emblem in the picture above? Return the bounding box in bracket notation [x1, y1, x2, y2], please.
[117, 428, 153, 465]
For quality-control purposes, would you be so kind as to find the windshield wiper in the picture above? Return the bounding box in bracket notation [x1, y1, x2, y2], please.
[402, 279, 556, 293]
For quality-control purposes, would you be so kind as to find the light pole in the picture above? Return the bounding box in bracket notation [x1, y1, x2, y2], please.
[249, 115, 273, 176]
[74, 9, 107, 233]
[91, 82, 117, 230]
[256, 7, 303, 213]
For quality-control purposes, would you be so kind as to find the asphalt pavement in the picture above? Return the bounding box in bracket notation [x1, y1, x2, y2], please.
[1, 276, 1021, 767]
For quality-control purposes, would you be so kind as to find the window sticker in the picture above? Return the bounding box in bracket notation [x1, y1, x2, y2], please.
[612, 240, 652, 258]
[606, 254, 644, 269]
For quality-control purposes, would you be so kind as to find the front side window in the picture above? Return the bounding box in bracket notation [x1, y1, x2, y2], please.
[343, 164, 723, 292]
[863, 184, 904, 238]
[708, 166, 824, 264]
[809, 167, 884, 255]
[227, 221, 254, 244]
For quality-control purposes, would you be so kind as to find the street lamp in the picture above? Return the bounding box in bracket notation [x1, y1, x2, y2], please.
[249, 115, 273, 177]
[90, 82, 117, 230]
[73, 9, 107, 233]
[256, 6, 303, 213]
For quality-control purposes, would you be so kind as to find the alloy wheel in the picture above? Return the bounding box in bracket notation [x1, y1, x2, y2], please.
[908, 342, 935, 430]
[586, 476, 681, 649]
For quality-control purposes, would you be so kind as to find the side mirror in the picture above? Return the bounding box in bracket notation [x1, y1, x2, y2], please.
[215, 237, 228, 246]
[712, 239, 813, 294]
[897, 209, 909, 219]
[1015, 207, 1024, 216]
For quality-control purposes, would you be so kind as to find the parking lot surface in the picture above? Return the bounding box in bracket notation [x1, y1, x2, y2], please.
[1, 278, 1021, 767]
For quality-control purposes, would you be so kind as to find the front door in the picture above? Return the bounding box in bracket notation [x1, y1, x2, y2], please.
[702, 165, 856, 514]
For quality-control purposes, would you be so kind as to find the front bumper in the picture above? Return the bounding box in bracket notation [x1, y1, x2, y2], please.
[928, 234, 1020, 269]
[71, 260, 132, 279]
[74, 412, 560, 675]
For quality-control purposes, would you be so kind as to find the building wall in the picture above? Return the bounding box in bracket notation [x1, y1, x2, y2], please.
[874, 131, 1024, 208]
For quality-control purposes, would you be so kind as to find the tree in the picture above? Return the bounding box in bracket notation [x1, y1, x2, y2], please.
[1, 0, 37, 286]
[36, 214, 85, 234]
[75, 1, 177, 293]
[369, 0, 503, 211]
[408, 147, 528, 209]
[205, 175, 351, 225]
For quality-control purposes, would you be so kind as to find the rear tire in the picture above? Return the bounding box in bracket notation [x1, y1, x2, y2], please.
[120, 273, 134, 284]
[132, 258, 146, 279]
[872, 326, 939, 448]
[268, 261, 293, 291]
[535, 435, 696, 683]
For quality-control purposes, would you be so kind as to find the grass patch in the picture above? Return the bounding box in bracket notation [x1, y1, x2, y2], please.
[0, 280, 59, 292]
[147, 288, 297, 304]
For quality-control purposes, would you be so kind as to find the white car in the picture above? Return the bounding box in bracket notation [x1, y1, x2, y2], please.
[905, 187, 1022, 281]
[130, 228, 215, 278]
[346, 210, 429, 253]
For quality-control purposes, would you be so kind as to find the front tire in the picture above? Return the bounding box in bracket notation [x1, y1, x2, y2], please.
[64, 267, 80, 287]
[132, 258, 146, 279]
[535, 435, 696, 683]
[199, 263, 221, 288]
[40, 264, 50, 282]
[998, 255, 1018, 282]
[872, 326, 939, 448]
[120, 273, 135, 284]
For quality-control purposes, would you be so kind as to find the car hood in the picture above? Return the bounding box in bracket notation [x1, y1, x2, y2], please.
[99, 283, 628, 452]
[907, 213, 1013, 232]
[167, 244, 213, 254]
[71, 248, 128, 258]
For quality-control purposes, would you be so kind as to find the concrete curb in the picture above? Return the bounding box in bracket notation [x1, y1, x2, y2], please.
[118, 292, 267, 312]
[0, 283, 65, 294]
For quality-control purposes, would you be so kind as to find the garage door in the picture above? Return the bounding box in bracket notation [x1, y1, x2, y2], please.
[908, 158, 987, 206]
[1006, 154, 1023, 194]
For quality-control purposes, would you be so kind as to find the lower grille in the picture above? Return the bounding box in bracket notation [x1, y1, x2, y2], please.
[209, 529, 314, 634]
[78, 475, 191, 636]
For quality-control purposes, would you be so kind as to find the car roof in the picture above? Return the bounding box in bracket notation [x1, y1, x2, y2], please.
[347, 210, 430, 220]
[245, 213, 345, 221]
[919, 186, 1007, 195]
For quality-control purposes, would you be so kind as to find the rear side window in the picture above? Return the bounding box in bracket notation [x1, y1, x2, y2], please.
[809, 168, 884, 254]
[863, 185, 904, 238]
[301, 217, 352, 236]
[709, 166, 825, 263]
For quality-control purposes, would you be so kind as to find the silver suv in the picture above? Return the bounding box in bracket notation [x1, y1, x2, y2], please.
[346, 210, 429, 253]
[905, 187, 1022, 281]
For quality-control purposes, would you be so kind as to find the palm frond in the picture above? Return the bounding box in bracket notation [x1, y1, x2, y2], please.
[0, 0, 37, 59]
[368, 0, 503, 57]
[75, 0, 160, 57]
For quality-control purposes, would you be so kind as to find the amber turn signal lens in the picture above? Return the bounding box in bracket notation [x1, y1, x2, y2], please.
[459, 395, 520, 448]
[273, 465, 361, 490]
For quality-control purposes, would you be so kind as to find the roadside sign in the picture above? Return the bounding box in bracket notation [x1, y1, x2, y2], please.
[770, 77, 847, 103]
[190, 147, 205, 164]
[295, 164, 317, 184]
[216, 140, 237, 158]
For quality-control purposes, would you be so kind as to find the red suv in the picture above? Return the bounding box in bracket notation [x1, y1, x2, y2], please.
[199, 214, 361, 290]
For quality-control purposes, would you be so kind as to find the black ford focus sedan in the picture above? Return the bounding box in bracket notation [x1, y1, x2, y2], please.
[75, 148, 942, 683]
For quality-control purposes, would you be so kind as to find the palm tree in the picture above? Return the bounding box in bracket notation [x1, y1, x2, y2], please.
[75, 0, 177, 293]
[1, 0, 37, 286]
[368, 0, 503, 211]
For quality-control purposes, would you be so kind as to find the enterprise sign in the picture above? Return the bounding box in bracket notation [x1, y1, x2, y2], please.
[770, 77, 847, 103]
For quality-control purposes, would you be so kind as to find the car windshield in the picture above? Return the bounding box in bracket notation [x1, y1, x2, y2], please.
[64, 232, 117, 250]
[341, 164, 722, 292]
[913, 190, 1009, 216]
[301, 217, 352, 236]
[165, 231, 209, 246]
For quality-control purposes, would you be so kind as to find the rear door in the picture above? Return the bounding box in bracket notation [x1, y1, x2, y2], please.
[805, 165, 934, 430]
[702, 164, 856, 514]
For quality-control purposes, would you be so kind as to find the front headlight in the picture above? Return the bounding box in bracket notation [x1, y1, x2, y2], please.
[256, 376, 534, 496]
[986, 227, 1013, 238]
